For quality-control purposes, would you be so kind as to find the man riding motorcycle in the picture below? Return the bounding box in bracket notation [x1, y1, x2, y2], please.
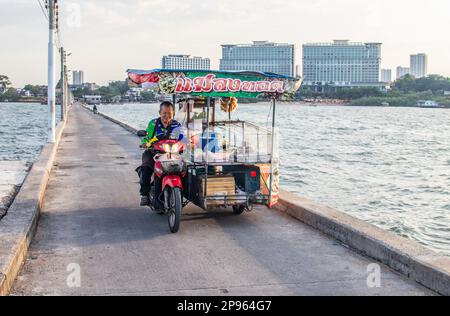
[138, 101, 184, 208]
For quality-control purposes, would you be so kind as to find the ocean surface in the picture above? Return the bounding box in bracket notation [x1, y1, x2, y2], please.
[1, 102, 449, 256]
[0, 102, 61, 162]
[0, 102, 61, 219]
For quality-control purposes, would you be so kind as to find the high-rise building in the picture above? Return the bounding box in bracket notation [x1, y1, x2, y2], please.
[410, 53, 428, 78]
[72, 71, 84, 86]
[219, 41, 296, 77]
[302, 40, 383, 88]
[381, 69, 392, 83]
[161, 55, 210, 70]
[396, 66, 411, 79]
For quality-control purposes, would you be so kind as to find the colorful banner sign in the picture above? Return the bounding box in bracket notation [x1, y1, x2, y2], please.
[127, 69, 302, 100]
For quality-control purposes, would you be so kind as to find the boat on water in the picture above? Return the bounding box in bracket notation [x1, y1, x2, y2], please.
[417, 100, 445, 108]
[83, 95, 102, 105]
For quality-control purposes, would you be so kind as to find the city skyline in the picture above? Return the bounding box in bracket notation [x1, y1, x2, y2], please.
[1, 0, 450, 87]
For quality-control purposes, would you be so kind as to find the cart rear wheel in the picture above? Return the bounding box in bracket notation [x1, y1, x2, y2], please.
[168, 187, 182, 233]
[232, 205, 246, 215]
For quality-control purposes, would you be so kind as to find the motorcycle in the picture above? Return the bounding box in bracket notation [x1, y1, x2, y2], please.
[137, 130, 187, 233]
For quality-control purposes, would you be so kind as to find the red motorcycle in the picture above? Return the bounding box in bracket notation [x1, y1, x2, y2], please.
[138, 131, 187, 233]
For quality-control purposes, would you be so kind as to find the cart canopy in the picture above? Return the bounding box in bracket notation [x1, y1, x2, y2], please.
[127, 69, 302, 100]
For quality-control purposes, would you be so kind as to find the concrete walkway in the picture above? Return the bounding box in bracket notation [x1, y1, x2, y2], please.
[11, 105, 435, 295]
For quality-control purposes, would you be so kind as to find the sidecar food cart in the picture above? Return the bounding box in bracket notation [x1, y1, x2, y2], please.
[128, 69, 302, 214]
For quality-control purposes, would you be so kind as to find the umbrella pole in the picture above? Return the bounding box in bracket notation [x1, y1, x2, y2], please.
[269, 97, 277, 206]
[204, 97, 211, 209]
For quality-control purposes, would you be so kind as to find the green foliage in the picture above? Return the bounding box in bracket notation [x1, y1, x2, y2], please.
[301, 75, 450, 105]
[108, 80, 129, 95]
[73, 79, 130, 102]
[72, 86, 92, 98]
[97, 86, 117, 102]
[350, 96, 417, 107]
[0, 87, 20, 102]
[299, 86, 324, 98]
[350, 92, 450, 107]
[299, 86, 383, 100]
[392, 74, 450, 94]
[23, 84, 45, 96]
[346, 75, 450, 107]
[333, 87, 383, 99]
[141, 90, 157, 102]
[0, 75, 11, 94]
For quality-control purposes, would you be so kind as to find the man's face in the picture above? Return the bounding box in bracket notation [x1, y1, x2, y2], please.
[160, 105, 174, 125]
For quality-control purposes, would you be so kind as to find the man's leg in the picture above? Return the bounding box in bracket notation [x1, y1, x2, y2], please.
[140, 150, 154, 205]
[154, 175, 163, 211]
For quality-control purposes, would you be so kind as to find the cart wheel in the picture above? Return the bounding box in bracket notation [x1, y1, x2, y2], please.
[232, 205, 246, 215]
[168, 187, 182, 233]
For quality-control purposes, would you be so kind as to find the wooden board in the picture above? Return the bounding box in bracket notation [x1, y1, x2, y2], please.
[201, 175, 236, 206]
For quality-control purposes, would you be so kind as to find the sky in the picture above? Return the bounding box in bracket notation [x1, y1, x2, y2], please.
[1, 0, 449, 87]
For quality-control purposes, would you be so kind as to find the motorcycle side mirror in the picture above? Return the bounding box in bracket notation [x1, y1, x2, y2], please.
[137, 130, 147, 137]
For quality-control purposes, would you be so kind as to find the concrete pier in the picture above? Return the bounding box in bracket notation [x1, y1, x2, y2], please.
[5, 104, 437, 295]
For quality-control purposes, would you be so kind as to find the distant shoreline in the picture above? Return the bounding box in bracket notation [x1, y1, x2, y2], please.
[0, 100, 42, 104]
[2, 100, 449, 109]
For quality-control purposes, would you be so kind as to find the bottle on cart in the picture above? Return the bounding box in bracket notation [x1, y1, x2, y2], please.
[222, 135, 227, 151]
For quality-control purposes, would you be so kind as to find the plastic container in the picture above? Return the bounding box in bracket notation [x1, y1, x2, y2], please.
[201, 132, 221, 153]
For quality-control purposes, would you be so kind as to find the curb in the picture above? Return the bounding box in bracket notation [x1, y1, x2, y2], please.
[274, 189, 450, 296]
[0, 112, 69, 296]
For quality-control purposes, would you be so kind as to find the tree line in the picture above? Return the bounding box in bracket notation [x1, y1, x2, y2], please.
[299, 74, 450, 107]
[0, 75, 158, 103]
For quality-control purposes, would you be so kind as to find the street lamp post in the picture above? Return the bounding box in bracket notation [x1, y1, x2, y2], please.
[47, 0, 57, 142]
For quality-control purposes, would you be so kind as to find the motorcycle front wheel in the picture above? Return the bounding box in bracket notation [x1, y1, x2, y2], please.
[167, 187, 182, 233]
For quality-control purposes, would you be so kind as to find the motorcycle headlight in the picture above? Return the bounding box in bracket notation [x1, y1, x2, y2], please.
[163, 144, 172, 153]
[171, 143, 180, 153]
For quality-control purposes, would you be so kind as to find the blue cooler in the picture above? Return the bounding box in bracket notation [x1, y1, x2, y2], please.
[202, 132, 220, 153]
